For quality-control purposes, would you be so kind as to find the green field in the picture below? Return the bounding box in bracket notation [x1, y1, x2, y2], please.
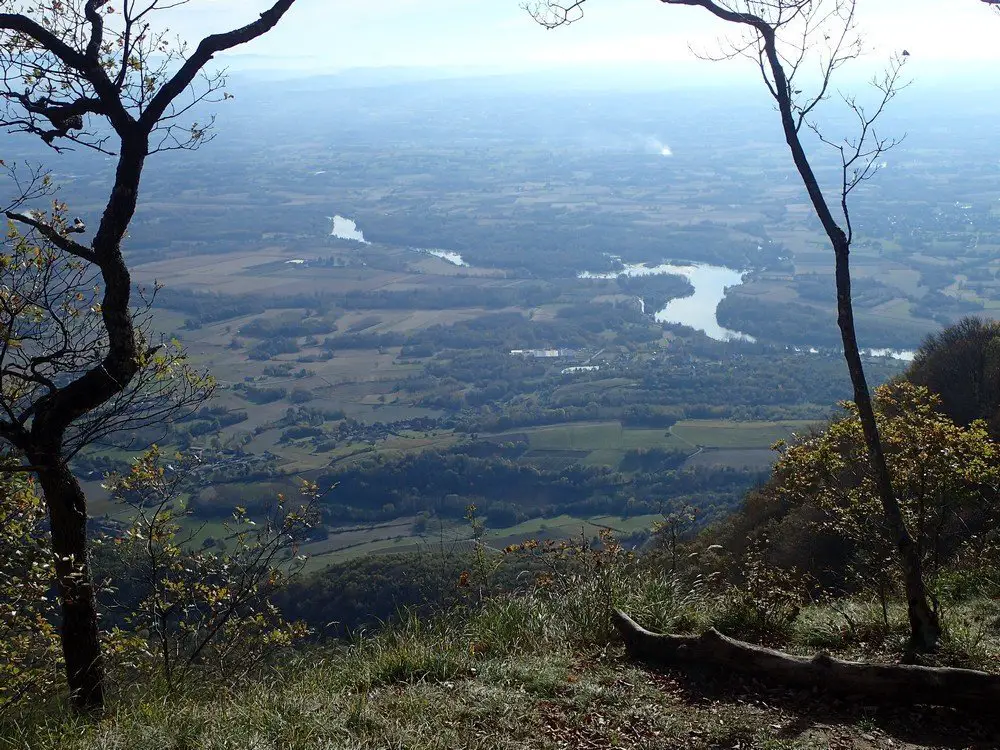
[482, 513, 662, 544]
[295, 512, 665, 570]
[669, 419, 818, 449]
[298, 517, 431, 570]
[491, 419, 816, 468]
[494, 421, 684, 459]
[684, 448, 779, 470]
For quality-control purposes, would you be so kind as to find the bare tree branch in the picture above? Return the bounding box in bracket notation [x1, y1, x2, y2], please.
[5, 211, 97, 263]
[528, 0, 941, 651]
[140, 0, 295, 129]
[0, 0, 299, 712]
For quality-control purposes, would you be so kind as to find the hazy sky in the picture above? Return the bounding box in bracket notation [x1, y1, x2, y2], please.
[161, 0, 998, 77]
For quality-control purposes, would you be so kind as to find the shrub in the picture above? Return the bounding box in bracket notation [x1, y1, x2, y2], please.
[103, 449, 319, 691]
[710, 541, 807, 646]
[0, 469, 61, 716]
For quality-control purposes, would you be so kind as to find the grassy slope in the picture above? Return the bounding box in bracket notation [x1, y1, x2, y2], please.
[12, 638, 997, 748]
[8, 586, 1000, 750]
[22, 651, 972, 750]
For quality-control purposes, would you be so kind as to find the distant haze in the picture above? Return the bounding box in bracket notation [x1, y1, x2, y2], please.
[161, 0, 1000, 84]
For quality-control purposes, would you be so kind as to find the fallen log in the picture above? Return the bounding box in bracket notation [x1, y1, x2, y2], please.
[612, 609, 1000, 709]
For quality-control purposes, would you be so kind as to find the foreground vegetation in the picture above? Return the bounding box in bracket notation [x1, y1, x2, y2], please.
[5, 323, 1000, 747]
[3, 0, 1000, 738]
[5, 530, 1000, 749]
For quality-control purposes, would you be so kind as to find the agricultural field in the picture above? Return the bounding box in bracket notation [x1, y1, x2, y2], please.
[489, 419, 816, 470]
[498, 421, 684, 453]
[107, 222, 898, 568]
[669, 420, 817, 450]
[295, 512, 667, 570]
[69, 80, 1000, 568]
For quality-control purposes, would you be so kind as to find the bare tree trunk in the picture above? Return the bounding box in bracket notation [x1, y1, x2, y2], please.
[532, 0, 942, 651]
[31, 455, 105, 713]
[832, 239, 940, 650]
[0, 0, 300, 714]
[755, 28, 941, 651]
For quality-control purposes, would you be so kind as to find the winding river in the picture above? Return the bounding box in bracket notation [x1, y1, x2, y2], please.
[329, 214, 467, 265]
[422, 249, 468, 266]
[579, 262, 755, 342]
[330, 215, 369, 244]
[578, 262, 916, 359]
[326, 214, 914, 359]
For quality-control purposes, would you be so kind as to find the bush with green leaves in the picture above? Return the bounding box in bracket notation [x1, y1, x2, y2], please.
[711, 540, 809, 646]
[102, 448, 319, 691]
[769, 381, 1000, 599]
[0, 467, 61, 715]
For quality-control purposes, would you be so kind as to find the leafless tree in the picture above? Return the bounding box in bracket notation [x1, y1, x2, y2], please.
[0, 0, 298, 713]
[528, 0, 941, 650]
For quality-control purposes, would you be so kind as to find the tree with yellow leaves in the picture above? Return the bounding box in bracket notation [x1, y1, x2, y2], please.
[771, 381, 1000, 611]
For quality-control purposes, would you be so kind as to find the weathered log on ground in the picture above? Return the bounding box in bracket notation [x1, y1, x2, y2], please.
[612, 609, 1000, 709]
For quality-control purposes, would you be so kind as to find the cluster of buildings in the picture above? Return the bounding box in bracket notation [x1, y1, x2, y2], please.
[186, 448, 279, 479]
[508, 348, 577, 358]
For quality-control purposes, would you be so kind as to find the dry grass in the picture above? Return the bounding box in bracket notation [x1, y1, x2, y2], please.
[5, 564, 1000, 750]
